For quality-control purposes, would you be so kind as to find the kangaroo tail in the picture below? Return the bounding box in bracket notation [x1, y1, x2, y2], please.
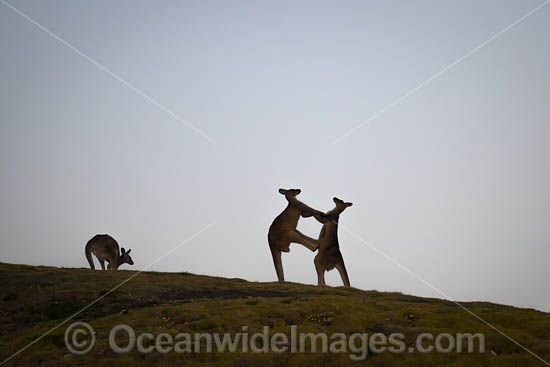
[85, 241, 95, 270]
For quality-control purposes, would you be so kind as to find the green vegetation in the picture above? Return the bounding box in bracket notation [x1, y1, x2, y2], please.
[0, 262, 549, 366]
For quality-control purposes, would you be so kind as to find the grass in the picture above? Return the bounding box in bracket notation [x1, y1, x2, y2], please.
[0, 262, 549, 366]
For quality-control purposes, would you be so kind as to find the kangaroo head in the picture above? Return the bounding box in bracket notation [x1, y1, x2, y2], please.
[332, 197, 353, 214]
[278, 188, 301, 199]
[120, 248, 134, 266]
[317, 197, 353, 222]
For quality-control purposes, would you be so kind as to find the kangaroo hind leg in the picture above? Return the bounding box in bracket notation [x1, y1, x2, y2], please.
[270, 247, 285, 282]
[335, 262, 350, 287]
[287, 230, 318, 251]
[314, 255, 326, 286]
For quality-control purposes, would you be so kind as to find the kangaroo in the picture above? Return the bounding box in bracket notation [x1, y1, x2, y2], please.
[85, 234, 134, 271]
[268, 188, 323, 282]
[312, 197, 353, 287]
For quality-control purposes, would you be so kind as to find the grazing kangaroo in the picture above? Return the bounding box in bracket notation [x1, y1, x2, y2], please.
[85, 234, 134, 271]
[312, 197, 353, 287]
[268, 188, 323, 282]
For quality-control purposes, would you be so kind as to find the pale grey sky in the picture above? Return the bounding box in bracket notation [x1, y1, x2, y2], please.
[1, 0, 549, 311]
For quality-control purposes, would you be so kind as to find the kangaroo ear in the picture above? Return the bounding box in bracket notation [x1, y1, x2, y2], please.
[278, 188, 287, 195]
[121, 247, 126, 254]
[345, 202, 353, 207]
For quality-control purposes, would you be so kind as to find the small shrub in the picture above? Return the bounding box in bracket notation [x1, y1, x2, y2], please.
[307, 311, 335, 326]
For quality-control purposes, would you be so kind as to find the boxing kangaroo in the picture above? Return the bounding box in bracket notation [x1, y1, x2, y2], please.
[313, 197, 353, 287]
[268, 188, 323, 282]
[85, 234, 134, 270]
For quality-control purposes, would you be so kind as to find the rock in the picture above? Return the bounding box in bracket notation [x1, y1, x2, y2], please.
[284, 319, 297, 325]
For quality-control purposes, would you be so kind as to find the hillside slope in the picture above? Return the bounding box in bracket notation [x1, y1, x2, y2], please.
[0, 262, 549, 366]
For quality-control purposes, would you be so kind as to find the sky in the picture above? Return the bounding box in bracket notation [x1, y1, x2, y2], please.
[1, 0, 549, 311]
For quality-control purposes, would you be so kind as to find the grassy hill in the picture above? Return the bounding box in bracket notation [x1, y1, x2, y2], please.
[0, 262, 549, 366]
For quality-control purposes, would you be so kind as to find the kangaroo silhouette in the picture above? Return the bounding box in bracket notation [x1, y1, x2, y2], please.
[85, 234, 134, 270]
[312, 197, 353, 287]
[268, 188, 323, 282]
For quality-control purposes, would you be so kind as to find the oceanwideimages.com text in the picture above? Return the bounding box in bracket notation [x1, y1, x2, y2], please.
[65, 322, 485, 361]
